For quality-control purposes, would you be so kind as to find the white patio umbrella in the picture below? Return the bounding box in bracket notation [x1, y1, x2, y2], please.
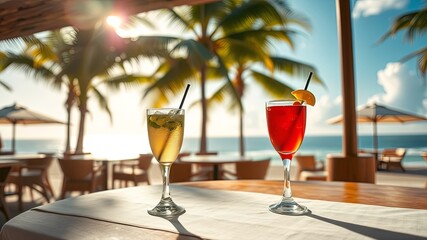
[327, 103, 427, 156]
[0, 103, 64, 152]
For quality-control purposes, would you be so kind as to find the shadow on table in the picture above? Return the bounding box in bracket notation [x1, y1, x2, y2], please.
[160, 215, 202, 240]
[309, 213, 425, 240]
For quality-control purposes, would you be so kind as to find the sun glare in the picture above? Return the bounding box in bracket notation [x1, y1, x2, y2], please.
[84, 133, 151, 160]
[106, 15, 122, 29]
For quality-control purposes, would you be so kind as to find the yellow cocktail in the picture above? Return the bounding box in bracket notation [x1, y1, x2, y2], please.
[148, 112, 184, 164]
[147, 108, 185, 217]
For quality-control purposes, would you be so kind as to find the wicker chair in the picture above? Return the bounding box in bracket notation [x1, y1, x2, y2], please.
[170, 162, 193, 183]
[233, 158, 271, 180]
[112, 154, 153, 188]
[58, 157, 105, 199]
[7, 155, 55, 211]
[0, 165, 12, 220]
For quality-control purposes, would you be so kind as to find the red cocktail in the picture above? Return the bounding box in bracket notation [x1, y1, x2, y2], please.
[266, 100, 309, 215]
[266, 103, 306, 160]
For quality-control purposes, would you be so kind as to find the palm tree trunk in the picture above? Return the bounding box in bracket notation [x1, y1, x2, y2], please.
[236, 69, 245, 156]
[64, 86, 75, 153]
[200, 65, 207, 154]
[239, 108, 245, 156]
[75, 102, 87, 154]
[64, 108, 71, 153]
[64, 90, 72, 153]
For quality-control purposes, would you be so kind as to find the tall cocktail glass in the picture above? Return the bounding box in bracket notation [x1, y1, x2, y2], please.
[147, 108, 185, 217]
[266, 100, 309, 215]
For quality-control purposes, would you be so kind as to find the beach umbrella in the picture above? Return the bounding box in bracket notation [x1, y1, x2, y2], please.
[0, 103, 64, 152]
[327, 103, 427, 157]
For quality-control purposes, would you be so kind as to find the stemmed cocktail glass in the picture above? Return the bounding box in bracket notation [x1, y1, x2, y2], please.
[147, 108, 185, 217]
[266, 100, 310, 215]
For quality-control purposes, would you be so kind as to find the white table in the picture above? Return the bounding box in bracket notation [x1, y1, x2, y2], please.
[1, 180, 426, 239]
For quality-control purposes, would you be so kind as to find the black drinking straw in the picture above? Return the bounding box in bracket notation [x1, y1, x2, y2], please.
[304, 72, 313, 90]
[179, 84, 191, 109]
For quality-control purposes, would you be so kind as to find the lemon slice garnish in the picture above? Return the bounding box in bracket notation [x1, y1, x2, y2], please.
[291, 90, 316, 106]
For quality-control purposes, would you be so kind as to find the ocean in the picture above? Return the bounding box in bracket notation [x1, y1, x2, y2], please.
[1, 135, 426, 167]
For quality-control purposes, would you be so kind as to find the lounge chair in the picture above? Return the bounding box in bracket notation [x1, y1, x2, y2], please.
[378, 148, 406, 172]
[294, 155, 326, 181]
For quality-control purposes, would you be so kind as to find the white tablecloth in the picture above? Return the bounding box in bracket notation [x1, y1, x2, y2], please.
[7, 185, 424, 239]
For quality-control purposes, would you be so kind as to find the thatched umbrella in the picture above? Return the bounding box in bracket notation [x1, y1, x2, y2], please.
[0, 103, 64, 152]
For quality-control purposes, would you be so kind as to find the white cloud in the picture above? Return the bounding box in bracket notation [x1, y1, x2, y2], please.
[306, 95, 343, 135]
[367, 62, 427, 115]
[353, 0, 408, 18]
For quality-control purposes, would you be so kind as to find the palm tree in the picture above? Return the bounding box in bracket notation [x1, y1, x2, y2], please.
[200, 1, 325, 156]
[142, 0, 313, 154]
[59, 23, 179, 153]
[379, 5, 427, 79]
[209, 57, 323, 156]
[0, 24, 175, 153]
[0, 32, 76, 152]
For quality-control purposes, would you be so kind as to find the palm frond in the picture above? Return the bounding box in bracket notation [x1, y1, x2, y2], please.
[225, 29, 299, 51]
[124, 14, 157, 31]
[143, 57, 198, 100]
[103, 74, 154, 91]
[270, 56, 326, 88]
[205, 65, 227, 80]
[378, 7, 427, 43]
[159, 9, 198, 36]
[0, 37, 25, 49]
[0, 53, 56, 83]
[401, 46, 427, 78]
[217, 0, 294, 36]
[250, 69, 294, 98]
[207, 82, 241, 111]
[216, 38, 272, 70]
[128, 35, 179, 58]
[23, 35, 59, 62]
[142, 88, 171, 108]
[213, 49, 243, 110]
[172, 39, 215, 68]
[91, 86, 113, 123]
[266, 0, 311, 31]
[0, 79, 12, 91]
[192, 1, 232, 34]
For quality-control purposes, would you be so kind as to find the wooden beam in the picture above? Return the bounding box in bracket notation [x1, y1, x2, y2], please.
[0, 0, 219, 40]
[336, 0, 358, 157]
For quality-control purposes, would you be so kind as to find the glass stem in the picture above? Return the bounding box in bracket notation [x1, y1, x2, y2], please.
[282, 159, 292, 199]
[160, 164, 171, 201]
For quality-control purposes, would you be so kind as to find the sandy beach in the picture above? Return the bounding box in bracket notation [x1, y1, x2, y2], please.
[1, 159, 426, 226]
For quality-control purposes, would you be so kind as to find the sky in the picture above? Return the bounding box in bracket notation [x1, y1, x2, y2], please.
[0, 0, 426, 151]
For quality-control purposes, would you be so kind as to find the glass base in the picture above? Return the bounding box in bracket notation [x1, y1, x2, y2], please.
[148, 197, 185, 217]
[269, 197, 310, 215]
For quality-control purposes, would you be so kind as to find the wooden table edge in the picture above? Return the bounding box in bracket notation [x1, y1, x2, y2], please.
[178, 180, 427, 210]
